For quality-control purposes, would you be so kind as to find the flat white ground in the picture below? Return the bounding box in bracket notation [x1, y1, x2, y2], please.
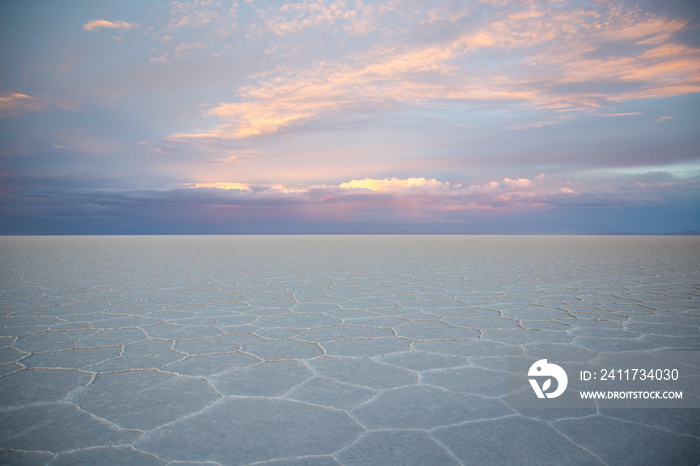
[1, 235, 698, 465]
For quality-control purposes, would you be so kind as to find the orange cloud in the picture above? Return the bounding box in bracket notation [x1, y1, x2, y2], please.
[338, 177, 452, 192]
[82, 19, 135, 31]
[169, 2, 700, 140]
[187, 175, 547, 207]
[0, 92, 43, 117]
[503, 177, 534, 191]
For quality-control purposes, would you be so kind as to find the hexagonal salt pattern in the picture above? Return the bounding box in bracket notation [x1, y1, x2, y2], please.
[1, 235, 699, 464]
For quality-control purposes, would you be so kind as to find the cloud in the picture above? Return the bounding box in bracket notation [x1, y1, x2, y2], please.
[0, 92, 44, 117]
[179, 175, 562, 217]
[150, 0, 239, 60]
[150, 55, 169, 64]
[654, 115, 674, 122]
[171, 1, 700, 139]
[593, 113, 643, 117]
[166, 0, 237, 31]
[5, 170, 696, 233]
[210, 149, 268, 163]
[503, 121, 559, 130]
[155, 135, 270, 166]
[82, 19, 136, 31]
[252, 0, 398, 36]
[503, 177, 534, 191]
[462, 178, 534, 195]
[190, 182, 251, 190]
[338, 177, 453, 192]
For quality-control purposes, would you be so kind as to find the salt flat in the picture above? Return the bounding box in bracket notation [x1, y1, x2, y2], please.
[1, 235, 699, 465]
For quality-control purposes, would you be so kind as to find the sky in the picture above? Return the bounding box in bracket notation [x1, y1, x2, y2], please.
[1, 0, 699, 234]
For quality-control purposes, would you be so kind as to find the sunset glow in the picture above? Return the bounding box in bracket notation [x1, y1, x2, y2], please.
[191, 183, 252, 191]
[1, 0, 698, 234]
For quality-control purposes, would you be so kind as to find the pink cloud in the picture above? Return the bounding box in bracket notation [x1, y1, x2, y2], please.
[654, 115, 674, 122]
[82, 19, 135, 31]
[190, 182, 251, 190]
[179, 175, 570, 224]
